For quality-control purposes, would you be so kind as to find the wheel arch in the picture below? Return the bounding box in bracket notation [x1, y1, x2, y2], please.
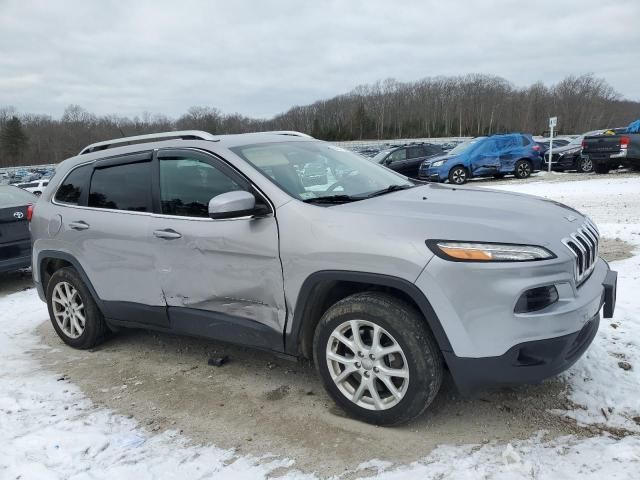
[285, 270, 453, 359]
[37, 251, 102, 306]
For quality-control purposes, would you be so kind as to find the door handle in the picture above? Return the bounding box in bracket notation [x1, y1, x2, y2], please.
[68, 221, 89, 231]
[153, 228, 182, 240]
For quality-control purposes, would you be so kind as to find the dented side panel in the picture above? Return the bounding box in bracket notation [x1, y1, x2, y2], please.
[148, 214, 286, 336]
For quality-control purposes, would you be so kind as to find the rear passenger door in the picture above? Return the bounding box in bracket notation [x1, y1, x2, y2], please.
[148, 149, 286, 351]
[54, 153, 166, 325]
[404, 146, 427, 177]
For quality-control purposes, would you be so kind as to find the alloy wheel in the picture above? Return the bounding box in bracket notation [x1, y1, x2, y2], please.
[51, 281, 86, 339]
[450, 168, 466, 184]
[517, 161, 531, 177]
[580, 157, 593, 172]
[325, 319, 409, 410]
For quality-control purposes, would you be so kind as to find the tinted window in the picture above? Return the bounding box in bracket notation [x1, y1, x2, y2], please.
[55, 164, 92, 205]
[407, 146, 425, 159]
[160, 157, 244, 217]
[388, 149, 407, 162]
[88, 162, 151, 212]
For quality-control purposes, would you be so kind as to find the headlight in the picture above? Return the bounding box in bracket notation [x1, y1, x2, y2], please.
[426, 240, 555, 262]
[431, 160, 446, 167]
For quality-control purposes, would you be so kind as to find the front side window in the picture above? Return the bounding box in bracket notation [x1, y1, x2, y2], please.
[160, 156, 244, 217]
[55, 164, 92, 205]
[88, 161, 151, 212]
[231, 141, 413, 202]
[387, 149, 407, 162]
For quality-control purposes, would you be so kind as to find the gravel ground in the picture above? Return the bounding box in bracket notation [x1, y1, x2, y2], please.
[13, 171, 638, 477]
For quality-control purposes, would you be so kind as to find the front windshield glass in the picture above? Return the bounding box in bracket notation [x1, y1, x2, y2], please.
[231, 141, 413, 201]
[447, 138, 482, 156]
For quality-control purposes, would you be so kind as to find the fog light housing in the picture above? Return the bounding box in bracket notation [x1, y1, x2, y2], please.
[514, 285, 559, 313]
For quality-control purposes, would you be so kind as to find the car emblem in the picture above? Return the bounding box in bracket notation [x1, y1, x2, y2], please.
[564, 215, 577, 223]
[13, 211, 24, 219]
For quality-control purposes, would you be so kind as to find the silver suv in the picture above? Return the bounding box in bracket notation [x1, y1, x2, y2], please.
[30, 131, 617, 425]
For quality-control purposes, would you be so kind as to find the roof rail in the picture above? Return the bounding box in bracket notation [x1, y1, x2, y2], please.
[79, 130, 218, 155]
[258, 130, 313, 138]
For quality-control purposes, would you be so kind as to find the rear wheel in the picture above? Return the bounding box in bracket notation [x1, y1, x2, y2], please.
[594, 163, 610, 174]
[46, 267, 107, 349]
[514, 159, 532, 179]
[313, 292, 443, 426]
[577, 156, 593, 173]
[448, 166, 468, 185]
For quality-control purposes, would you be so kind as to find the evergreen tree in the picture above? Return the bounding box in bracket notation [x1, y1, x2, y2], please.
[0, 116, 28, 164]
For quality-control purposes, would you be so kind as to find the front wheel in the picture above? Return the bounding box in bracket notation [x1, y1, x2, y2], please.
[313, 292, 443, 426]
[577, 156, 593, 173]
[448, 166, 468, 185]
[514, 159, 532, 179]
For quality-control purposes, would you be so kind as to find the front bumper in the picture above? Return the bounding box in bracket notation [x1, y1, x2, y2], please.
[418, 165, 447, 182]
[416, 255, 617, 392]
[444, 312, 601, 393]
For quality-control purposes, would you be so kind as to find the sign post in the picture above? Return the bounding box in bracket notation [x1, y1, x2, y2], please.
[548, 116, 557, 173]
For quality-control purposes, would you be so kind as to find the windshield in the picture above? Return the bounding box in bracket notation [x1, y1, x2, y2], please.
[447, 138, 482, 156]
[231, 141, 413, 201]
[0, 185, 36, 207]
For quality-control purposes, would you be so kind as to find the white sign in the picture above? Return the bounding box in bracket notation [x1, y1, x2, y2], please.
[549, 116, 558, 128]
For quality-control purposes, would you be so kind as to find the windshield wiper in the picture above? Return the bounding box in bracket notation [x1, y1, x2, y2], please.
[303, 194, 360, 204]
[361, 184, 414, 199]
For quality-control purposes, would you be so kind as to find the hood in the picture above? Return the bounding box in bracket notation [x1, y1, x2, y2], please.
[549, 144, 580, 155]
[335, 183, 586, 251]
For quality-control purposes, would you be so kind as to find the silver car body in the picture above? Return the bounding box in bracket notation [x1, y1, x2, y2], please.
[31, 132, 615, 391]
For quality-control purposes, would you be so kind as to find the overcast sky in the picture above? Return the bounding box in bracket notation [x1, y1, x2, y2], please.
[1, 0, 638, 119]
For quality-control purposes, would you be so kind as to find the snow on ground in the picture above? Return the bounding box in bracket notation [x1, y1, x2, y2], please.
[1, 176, 640, 478]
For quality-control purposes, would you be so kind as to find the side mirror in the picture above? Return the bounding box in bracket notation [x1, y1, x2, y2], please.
[208, 191, 263, 219]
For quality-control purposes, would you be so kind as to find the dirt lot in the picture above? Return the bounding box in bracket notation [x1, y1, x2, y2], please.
[24, 235, 630, 478]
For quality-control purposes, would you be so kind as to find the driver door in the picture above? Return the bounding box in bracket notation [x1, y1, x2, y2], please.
[148, 148, 286, 351]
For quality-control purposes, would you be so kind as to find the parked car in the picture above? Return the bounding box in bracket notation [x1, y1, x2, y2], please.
[542, 133, 603, 173]
[0, 185, 35, 273]
[17, 179, 49, 196]
[419, 133, 542, 184]
[372, 143, 443, 178]
[31, 130, 616, 425]
[582, 121, 640, 174]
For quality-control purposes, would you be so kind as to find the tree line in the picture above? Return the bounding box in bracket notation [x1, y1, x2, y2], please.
[1, 73, 639, 167]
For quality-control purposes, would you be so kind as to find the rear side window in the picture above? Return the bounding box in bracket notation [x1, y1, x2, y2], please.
[159, 157, 244, 217]
[88, 162, 152, 212]
[55, 164, 92, 205]
[407, 146, 425, 159]
[521, 136, 531, 146]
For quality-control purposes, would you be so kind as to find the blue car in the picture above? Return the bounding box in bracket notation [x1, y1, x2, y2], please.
[418, 134, 543, 184]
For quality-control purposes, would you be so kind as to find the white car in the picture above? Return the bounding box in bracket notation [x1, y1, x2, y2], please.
[17, 179, 49, 195]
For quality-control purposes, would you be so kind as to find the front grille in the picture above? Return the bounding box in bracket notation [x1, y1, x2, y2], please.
[562, 219, 599, 286]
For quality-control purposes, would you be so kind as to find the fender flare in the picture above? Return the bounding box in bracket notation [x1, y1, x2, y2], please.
[36, 250, 103, 307]
[284, 270, 453, 356]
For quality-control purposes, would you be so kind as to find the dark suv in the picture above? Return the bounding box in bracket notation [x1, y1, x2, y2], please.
[372, 143, 443, 178]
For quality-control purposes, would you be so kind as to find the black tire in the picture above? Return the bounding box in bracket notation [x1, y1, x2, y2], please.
[313, 292, 443, 426]
[514, 159, 532, 179]
[576, 156, 593, 173]
[594, 163, 610, 174]
[448, 166, 468, 185]
[629, 164, 640, 172]
[34, 191, 42, 196]
[46, 267, 108, 349]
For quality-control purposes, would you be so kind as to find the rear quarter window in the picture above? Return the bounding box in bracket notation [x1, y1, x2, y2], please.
[55, 164, 93, 205]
